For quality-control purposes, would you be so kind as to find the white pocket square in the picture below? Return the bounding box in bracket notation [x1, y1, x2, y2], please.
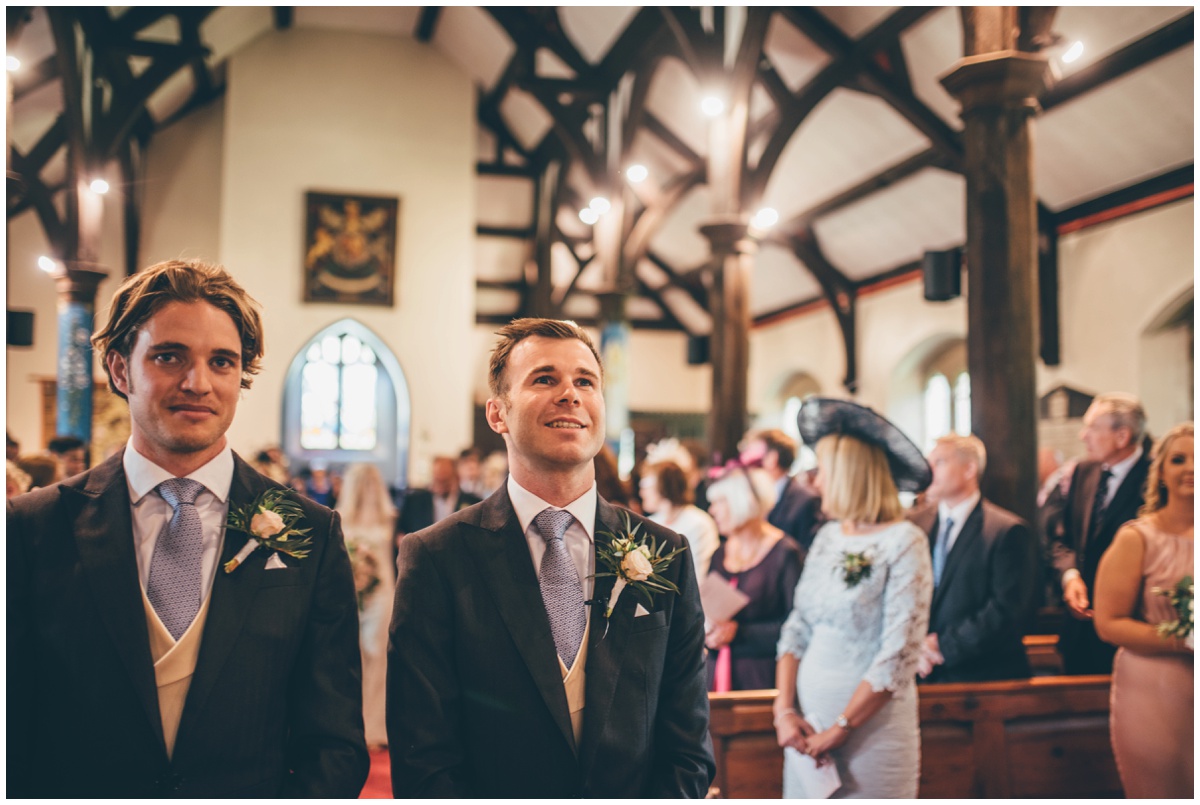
[265, 553, 288, 570]
[635, 603, 651, 617]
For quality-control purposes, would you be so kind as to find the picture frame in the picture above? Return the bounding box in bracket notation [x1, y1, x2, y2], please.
[303, 191, 400, 306]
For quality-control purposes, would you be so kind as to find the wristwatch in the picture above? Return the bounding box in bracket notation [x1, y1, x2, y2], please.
[834, 713, 852, 731]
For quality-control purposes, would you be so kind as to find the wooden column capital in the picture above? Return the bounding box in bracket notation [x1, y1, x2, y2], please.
[698, 215, 757, 258]
[53, 262, 109, 305]
[940, 51, 1049, 115]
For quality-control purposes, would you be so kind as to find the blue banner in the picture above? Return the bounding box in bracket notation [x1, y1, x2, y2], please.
[56, 300, 95, 442]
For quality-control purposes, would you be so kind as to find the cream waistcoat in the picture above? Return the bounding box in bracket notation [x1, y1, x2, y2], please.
[560, 618, 591, 748]
[142, 590, 212, 759]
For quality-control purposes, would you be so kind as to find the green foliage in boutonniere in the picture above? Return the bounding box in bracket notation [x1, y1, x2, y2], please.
[593, 510, 687, 620]
[840, 550, 873, 588]
[223, 488, 313, 573]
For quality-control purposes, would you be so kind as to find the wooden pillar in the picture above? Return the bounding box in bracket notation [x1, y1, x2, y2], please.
[941, 9, 1050, 524]
[700, 217, 755, 465]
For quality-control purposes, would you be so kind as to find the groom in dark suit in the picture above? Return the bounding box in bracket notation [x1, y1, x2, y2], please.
[387, 318, 714, 797]
[7, 260, 368, 797]
[910, 434, 1039, 683]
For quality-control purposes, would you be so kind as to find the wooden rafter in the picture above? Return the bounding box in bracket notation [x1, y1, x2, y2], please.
[415, 7, 441, 43]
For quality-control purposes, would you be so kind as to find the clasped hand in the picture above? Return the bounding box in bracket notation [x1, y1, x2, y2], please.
[705, 620, 738, 650]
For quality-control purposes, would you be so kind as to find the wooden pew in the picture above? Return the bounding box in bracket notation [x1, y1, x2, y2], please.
[708, 675, 1119, 799]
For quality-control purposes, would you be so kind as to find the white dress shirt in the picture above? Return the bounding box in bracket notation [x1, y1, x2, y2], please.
[937, 491, 981, 555]
[507, 475, 596, 601]
[1100, 445, 1144, 508]
[124, 442, 234, 603]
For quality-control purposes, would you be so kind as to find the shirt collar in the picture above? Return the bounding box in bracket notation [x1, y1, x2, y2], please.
[507, 475, 596, 542]
[123, 440, 234, 504]
[938, 490, 981, 527]
[1105, 445, 1143, 481]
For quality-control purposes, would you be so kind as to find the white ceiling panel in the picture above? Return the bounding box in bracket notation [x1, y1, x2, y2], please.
[560, 6, 639, 64]
[660, 285, 712, 335]
[814, 168, 966, 279]
[562, 293, 601, 320]
[648, 184, 714, 269]
[475, 237, 531, 283]
[294, 7, 420, 37]
[750, 243, 823, 316]
[818, 6, 898, 39]
[764, 14, 829, 93]
[536, 48, 575, 79]
[761, 88, 931, 222]
[433, 6, 514, 91]
[146, 69, 195, 123]
[1051, 6, 1192, 77]
[627, 296, 666, 320]
[644, 56, 709, 160]
[500, 87, 553, 152]
[477, 287, 522, 314]
[1038, 45, 1194, 210]
[901, 6, 963, 130]
[201, 7, 273, 66]
[476, 175, 534, 229]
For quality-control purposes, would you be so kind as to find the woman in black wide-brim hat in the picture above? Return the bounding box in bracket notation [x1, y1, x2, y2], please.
[773, 398, 934, 799]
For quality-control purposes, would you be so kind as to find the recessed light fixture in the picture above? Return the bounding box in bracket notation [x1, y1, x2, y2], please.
[626, 164, 648, 184]
[579, 208, 600, 225]
[1062, 41, 1084, 64]
[752, 207, 779, 229]
[89, 178, 110, 194]
[701, 96, 725, 117]
[37, 255, 59, 273]
[589, 197, 611, 215]
[6, 55, 20, 72]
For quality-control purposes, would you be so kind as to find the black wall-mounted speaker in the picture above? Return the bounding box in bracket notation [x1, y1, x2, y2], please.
[923, 248, 962, 302]
[686, 334, 710, 365]
[7, 309, 34, 347]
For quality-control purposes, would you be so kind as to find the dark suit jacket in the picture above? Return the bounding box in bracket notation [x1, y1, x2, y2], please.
[910, 499, 1039, 683]
[767, 475, 822, 551]
[7, 451, 369, 798]
[386, 485, 715, 798]
[1049, 454, 1150, 674]
[396, 487, 482, 534]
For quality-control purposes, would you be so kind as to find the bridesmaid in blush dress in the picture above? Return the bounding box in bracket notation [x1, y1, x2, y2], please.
[1095, 422, 1193, 798]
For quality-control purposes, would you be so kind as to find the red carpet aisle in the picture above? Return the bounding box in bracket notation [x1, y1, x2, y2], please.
[360, 749, 391, 798]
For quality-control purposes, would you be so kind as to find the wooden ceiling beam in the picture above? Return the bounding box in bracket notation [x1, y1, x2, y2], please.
[659, 6, 713, 78]
[415, 7, 441, 43]
[273, 7, 293, 31]
[11, 54, 59, 102]
[596, 7, 665, 88]
[635, 274, 690, 334]
[646, 250, 708, 310]
[1043, 12, 1193, 111]
[788, 227, 858, 392]
[642, 111, 704, 170]
[487, 7, 592, 80]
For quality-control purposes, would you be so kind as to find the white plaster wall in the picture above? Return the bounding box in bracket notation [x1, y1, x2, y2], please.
[218, 29, 475, 482]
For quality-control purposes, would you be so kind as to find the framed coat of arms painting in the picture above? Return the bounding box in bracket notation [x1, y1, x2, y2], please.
[303, 191, 400, 306]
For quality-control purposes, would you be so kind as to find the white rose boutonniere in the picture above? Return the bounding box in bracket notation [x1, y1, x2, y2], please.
[593, 511, 687, 635]
[224, 488, 313, 573]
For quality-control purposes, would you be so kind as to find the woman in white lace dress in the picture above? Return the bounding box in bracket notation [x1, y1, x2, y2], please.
[336, 463, 397, 749]
[774, 398, 933, 798]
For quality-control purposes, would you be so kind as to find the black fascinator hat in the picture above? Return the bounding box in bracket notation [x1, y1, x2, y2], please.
[796, 397, 932, 492]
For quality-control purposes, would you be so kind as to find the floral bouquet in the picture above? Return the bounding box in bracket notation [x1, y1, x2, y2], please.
[346, 538, 382, 612]
[594, 510, 687, 621]
[223, 488, 313, 573]
[1152, 574, 1193, 642]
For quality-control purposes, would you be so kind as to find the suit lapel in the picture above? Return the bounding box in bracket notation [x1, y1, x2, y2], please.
[68, 451, 167, 753]
[932, 501, 983, 612]
[470, 487, 577, 755]
[174, 455, 271, 752]
[580, 498, 637, 773]
[1078, 465, 1103, 550]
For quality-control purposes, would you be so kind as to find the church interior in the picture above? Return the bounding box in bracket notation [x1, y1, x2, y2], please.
[5, 6, 1194, 798]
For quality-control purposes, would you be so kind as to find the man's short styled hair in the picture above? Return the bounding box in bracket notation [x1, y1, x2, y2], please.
[933, 433, 988, 477]
[487, 317, 603, 399]
[1091, 392, 1147, 445]
[751, 428, 797, 469]
[47, 435, 86, 456]
[91, 259, 264, 399]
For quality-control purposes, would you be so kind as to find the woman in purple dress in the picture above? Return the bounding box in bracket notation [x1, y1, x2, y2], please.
[1095, 422, 1193, 798]
[705, 467, 804, 691]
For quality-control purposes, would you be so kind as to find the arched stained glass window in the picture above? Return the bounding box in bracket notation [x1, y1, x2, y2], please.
[923, 373, 952, 451]
[953, 372, 971, 436]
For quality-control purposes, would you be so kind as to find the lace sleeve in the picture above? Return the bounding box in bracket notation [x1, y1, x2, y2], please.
[776, 575, 811, 661]
[862, 526, 933, 692]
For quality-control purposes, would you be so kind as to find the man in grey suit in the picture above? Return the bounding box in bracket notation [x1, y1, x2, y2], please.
[8, 260, 368, 797]
[387, 318, 714, 797]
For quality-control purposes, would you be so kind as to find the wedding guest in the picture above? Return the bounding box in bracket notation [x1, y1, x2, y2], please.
[639, 459, 720, 582]
[48, 434, 88, 480]
[16, 454, 57, 491]
[705, 466, 803, 691]
[7, 460, 32, 498]
[457, 447, 485, 497]
[480, 450, 508, 497]
[595, 443, 639, 513]
[741, 428, 823, 551]
[1094, 422, 1193, 798]
[7, 431, 20, 462]
[775, 398, 932, 798]
[397, 456, 481, 537]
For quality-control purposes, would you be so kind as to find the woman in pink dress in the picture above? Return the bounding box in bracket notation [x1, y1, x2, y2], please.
[1095, 422, 1193, 798]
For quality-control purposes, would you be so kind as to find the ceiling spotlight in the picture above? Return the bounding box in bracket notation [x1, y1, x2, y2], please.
[89, 178, 110, 194]
[752, 207, 779, 229]
[6, 55, 19, 72]
[1062, 41, 1084, 64]
[589, 197, 611, 215]
[579, 208, 600, 225]
[701, 95, 725, 117]
[37, 255, 59, 273]
[626, 164, 648, 184]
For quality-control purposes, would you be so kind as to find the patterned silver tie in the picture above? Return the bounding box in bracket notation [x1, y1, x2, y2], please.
[534, 508, 586, 670]
[147, 478, 206, 641]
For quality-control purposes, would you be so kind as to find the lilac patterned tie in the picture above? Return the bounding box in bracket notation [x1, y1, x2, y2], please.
[534, 508, 586, 670]
[147, 478, 206, 641]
